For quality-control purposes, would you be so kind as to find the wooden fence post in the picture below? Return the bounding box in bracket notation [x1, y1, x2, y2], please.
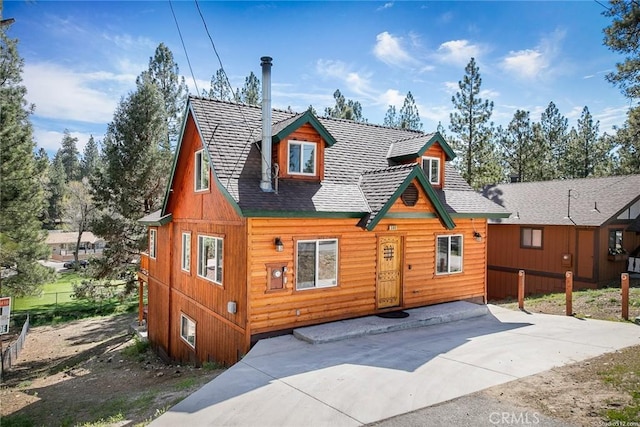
[565, 271, 573, 316]
[622, 273, 629, 321]
[518, 270, 525, 310]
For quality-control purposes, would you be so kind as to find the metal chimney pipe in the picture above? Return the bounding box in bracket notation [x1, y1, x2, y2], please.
[260, 56, 273, 192]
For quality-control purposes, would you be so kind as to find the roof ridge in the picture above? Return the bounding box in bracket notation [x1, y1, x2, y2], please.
[189, 95, 294, 115]
[318, 115, 425, 133]
[392, 131, 436, 144]
[361, 163, 418, 176]
[493, 173, 640, 187]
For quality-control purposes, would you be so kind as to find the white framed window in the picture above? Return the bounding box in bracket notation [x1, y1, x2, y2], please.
[422, 156, 440, 185]
[197, 235, 223, 285]
[288, 141, 316, 175]
[296, 239, 338, 290]
[181, 232, 191, 272]
[149, 229, 157, 259]
[436, 235, 463, 274]
[521, 227, 543, 249]
[180, 314, 196, 348]
[195, 149, 210, 191]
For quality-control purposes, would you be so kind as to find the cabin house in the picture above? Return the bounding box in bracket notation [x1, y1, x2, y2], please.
[46, 231, 105, 261]
[137, 57, 509, 366]
[482, 175, 640, 300]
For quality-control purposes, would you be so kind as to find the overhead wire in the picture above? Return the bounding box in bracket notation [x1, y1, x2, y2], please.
[169, 0, 199, 95]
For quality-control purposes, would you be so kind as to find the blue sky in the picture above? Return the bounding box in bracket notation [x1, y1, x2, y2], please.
[3, 0, 631, 156]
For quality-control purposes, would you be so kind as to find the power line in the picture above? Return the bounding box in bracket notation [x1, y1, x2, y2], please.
[169, 0, 199, 95]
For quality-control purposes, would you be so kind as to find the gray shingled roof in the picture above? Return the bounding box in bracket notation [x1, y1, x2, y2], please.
[387, 133, 436, 160]
[482, 175, 640, 226]
[359, 164, 416, 227]
[185, 97, 507, 220]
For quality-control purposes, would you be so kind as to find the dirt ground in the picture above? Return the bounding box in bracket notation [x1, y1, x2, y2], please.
[1, 302, 638, 427]
[0, 314, 222, 426]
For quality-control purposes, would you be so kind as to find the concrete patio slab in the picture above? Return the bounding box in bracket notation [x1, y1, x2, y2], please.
[150, 303, 640, 427]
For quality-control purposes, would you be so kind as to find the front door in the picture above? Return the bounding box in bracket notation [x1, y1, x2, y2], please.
[377, 235, 402, 309]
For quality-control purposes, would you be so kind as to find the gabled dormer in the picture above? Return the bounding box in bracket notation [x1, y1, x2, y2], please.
[386, 132, 455, 189]
[270, 110, 337, 182]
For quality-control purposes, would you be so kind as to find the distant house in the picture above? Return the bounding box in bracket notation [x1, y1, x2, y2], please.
[482, 175, 640, 299]
[46, 231, 105, 261]
[137, 57, 508, 366]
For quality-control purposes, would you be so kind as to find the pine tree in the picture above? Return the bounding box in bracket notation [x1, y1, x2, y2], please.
[613, 106, 640, 174]
[207, 68, 232, 101]
[499, 110, 536, 182]
[138, 43, 188, 148]
[46, 154, 67, 228]
[449, 58, 500, 188]
[57, 129, 81, 181]
[324, 89, 367, 122]
[0, 24, 54, 296]
[91, 77, 169, 280]
[539, 101, 569, 179]
[241, 71, 260, 106]
[383, 105, 398, 127]
[398, 91, 423, 131]
[603, 0, 640, 99]
[80, 135, 101, 179]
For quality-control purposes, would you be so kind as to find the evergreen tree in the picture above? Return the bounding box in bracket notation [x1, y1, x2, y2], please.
[46, 154, 66, 228]
[80, 135, 101, 179]
[449, 57, 500, 188]
[499, 110, 536, 182]
[207, 68, 232, 101]
[0, 23, 54, 296]
[613, 106, 640, 174]
[539, 101, 569, 179]
[603, 0, 640, 99]
[241, 71, 260, 106]
[57, 129, 81, 181]
[91, 77, 169, 280]
[324, 89, 367, 122]
[138, 43, 188, 148]
[383, 105, 398, 127]
[307, 105, 318, 116]
[398, 91, 423, 131]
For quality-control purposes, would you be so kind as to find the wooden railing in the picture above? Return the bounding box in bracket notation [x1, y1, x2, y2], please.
[139, 252, 149, 276]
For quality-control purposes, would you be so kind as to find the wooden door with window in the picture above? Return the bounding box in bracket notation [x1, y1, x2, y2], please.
[377, 235, 402, 309]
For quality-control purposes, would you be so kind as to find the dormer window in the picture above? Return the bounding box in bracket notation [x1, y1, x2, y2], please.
[195, 149, 209, 191]
[422, 156, 440, 185]
[288, 141, 316, 175]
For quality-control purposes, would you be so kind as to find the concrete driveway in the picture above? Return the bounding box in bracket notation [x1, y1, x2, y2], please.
[150, 303, 640, 427]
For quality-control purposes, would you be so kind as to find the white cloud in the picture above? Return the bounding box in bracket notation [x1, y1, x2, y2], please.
[480, 89, 500, 99]
[378, 89, 406, 108]
[373, 32, 417, 68]
[23, 62, 132, 124]
[500, 29, 566, 80]
[443, 81, 459, 95]
[436, 40, 482, 66]
[377, 2, 394, 11]
[315, 59, 374, 98]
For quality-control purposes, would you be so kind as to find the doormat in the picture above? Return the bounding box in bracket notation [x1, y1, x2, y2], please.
[377, 311, 409, 319]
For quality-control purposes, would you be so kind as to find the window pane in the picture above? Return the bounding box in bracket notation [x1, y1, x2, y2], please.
[216, 238, 223, 283]
[289, 143, 301, 173]
[317, 240, 337, 286]
[297, 242, 316, 289]
[205, 238, 217, 281]
[182, 233, 190, 271]
[149, 230, 156, 258]
[201, 154, 209, 189]
[531, 229, 542, 247]
[181, 316, 195, 347]
[450, 236, 462, 272]
[437, 236, 449, 273]
[303, 144, 315, 174]
[430, 159, 439, 184]
[522, 229, 532, 247]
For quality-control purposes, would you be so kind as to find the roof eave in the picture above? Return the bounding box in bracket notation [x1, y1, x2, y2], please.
[272, 110, 337, 146]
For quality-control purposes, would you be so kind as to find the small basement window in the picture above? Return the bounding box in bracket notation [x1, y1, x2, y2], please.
[180, 314, 196, 349]
[288, 141, 316, 175]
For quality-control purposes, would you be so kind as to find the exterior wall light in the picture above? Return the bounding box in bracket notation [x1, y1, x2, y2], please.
[275, 237, 284, 252]
[473, 231, 483, 242]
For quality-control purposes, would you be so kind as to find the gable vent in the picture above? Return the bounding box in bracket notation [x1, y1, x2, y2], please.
[401, 184, 419, 206]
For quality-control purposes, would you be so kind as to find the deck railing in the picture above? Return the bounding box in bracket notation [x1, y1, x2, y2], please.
[139, 252, 149, 276]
